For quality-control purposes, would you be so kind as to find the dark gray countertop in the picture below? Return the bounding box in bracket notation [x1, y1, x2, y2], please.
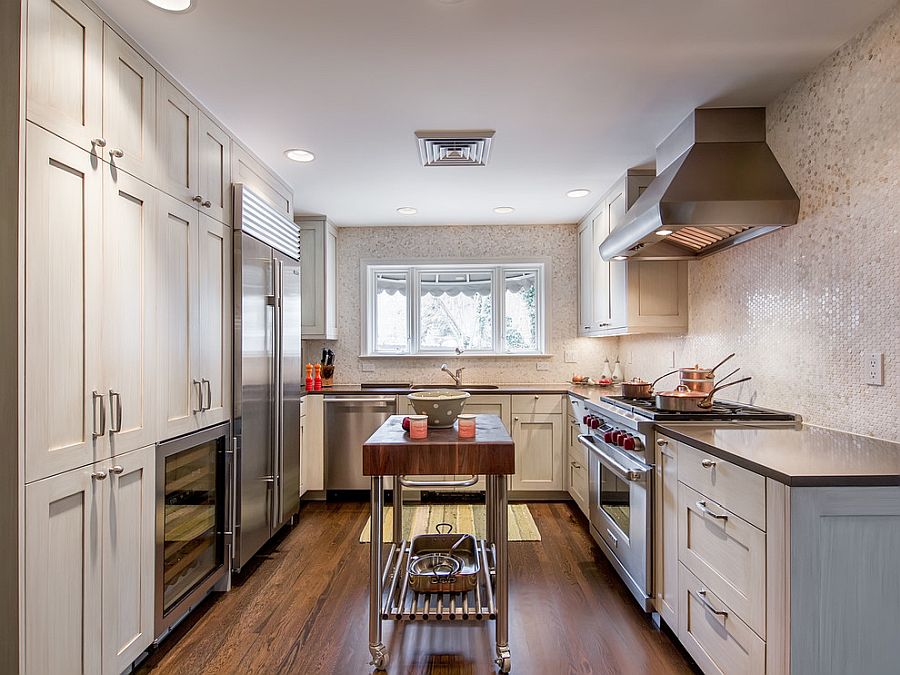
[300, 382, 617, 404]
[657, 424, 900, 487]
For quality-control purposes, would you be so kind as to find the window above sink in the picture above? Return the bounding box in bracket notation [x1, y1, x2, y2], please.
[362, 260, 548, 357]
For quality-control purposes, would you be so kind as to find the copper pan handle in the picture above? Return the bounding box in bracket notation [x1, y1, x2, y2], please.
[649, 369, 679, 389]
[707, 353, 736, 377]
[700, 377, 752, 407]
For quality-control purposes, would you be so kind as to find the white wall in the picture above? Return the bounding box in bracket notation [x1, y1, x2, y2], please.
[304, 223, 619, 384]
[620, 3, 900, 442]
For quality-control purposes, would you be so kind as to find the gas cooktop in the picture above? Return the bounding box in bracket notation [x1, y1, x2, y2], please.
[601, 395, 799, 422]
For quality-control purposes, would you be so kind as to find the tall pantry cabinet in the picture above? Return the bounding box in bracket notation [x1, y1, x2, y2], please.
[11, 0, 294, 672]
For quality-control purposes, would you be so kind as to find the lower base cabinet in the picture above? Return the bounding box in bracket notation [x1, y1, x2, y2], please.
[26, 445, 155, 674]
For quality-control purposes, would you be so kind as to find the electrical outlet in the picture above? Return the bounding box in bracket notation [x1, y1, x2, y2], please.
[564, 350, 577, 363]
[361, 361, 376, 373]
[865, 352, 884, 386]
[536, 362, 550, 371]
[627, 350, 634, 365]
[670, 351, 676, 368]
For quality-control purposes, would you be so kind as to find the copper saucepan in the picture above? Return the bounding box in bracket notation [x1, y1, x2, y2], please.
[655, 376, 752, 413]
[679, 353, 736, 393]
[620, 369, 678, 399]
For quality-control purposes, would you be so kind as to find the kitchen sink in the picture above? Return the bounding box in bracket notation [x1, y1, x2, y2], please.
[410, 384, 500, 390]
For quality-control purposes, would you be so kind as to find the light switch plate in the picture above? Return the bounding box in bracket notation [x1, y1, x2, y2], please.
[865, 352, 884, 385]
[361, 361, 376, 373]
[564, 350, 577, 363]
[536, 362, 550, 371]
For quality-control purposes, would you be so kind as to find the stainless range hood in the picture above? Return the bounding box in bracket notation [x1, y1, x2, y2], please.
[599, 108, 799, 261]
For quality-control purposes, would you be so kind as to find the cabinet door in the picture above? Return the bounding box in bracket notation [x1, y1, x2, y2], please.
[25, 124, 104, 482]
[299, 220, 326, 337]
[325, 222, 338, 338]
[102, 169, 158, 457]
[464, 395, 511, 431]
[566, 452, 588, 516]
[198, 113, 232, 224]
[25, 464, 104, 674]
[511, 413, 563, 491]
[654, 435, 679, 628]
[102, 445, 155, 674]
[577, 222, 594, 334]
[198, 214, 232, 426]
[157, 76, 199, 206]
[232, 143, 293, 217]
[26, 0, 103, 151]
[607, 190, 628, 330]
[158, 192, 201, 439]
[102, 25, 156, 184]
[591, 209, 611, 328]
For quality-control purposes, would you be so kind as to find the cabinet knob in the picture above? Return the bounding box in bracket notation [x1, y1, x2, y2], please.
[656, 439, 668, 446]
[700, 458, 717, 469]
[109, 148, 124, 159]
[201, 199, 212, 208]
[91, 470, 107, 481]
[109, 465, 124, 475]
[92, 138, 107, 148]
[513, 416, 519, 422]
[534, 395, 539, 400]
[192, 195, 204, 203]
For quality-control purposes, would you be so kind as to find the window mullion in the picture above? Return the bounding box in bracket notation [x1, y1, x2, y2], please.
[495, 265, 503, 354]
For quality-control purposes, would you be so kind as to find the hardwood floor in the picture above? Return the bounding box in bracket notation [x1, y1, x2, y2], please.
[138, 501, 698, 675]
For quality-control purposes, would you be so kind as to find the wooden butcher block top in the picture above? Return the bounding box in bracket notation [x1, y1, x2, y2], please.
[362, 414, 515, 477]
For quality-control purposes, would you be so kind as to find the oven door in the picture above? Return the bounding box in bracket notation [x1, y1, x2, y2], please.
[580, 434, 652, 609]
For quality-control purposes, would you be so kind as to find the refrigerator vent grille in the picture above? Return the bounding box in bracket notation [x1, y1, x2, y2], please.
[415, 130, 495, 167]
[234, 184, 300, 259]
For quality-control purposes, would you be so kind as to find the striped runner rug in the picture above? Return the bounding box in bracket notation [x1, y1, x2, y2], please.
[359, 503, 541, 543]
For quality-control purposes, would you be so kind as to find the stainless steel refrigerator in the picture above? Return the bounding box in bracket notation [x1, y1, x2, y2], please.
[232, 184, 302, 572]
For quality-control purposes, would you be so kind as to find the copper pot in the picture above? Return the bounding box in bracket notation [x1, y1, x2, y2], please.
[655, 376, 752, 413]
[620, 370, 678, 399]
[679, 353, 735, 392]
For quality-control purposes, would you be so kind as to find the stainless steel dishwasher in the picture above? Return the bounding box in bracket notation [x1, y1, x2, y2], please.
[324, 395, 397, 494]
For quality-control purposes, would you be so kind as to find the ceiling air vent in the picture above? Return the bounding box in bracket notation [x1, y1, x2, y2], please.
[415, 130, 495, 167]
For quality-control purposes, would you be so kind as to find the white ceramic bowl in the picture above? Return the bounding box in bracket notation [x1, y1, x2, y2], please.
[407, 390, 471, 428]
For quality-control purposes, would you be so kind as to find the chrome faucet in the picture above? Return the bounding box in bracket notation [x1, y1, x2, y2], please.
[440, 363, 465, 387]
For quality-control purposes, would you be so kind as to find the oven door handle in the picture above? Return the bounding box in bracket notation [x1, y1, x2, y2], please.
[578, 435, 649, 482]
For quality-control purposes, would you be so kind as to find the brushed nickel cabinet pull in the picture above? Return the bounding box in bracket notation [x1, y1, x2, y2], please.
[92, 391, 106, 438]
[92, 138, 107, 148]
[109, 390, 123, 433]
[91, 470, 107, 481]
[701, 458, 716, 469]
[109, 465, 124, 475]
[109, 148, 124, 159]
[193, 379, 203, 413]
[697, 589, 728, 617]
[696, 500, 728, 521]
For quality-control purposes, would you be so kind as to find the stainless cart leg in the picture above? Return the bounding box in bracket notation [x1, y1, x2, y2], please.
[485, 474, 495, 544]
[392, 475, 403, 544]
[369, 476, 389, 670]
[494, 475, 511, 673]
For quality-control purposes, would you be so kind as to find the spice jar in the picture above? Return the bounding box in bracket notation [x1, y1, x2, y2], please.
[408, 415, 428, 439]
[457, 414, 476, 439]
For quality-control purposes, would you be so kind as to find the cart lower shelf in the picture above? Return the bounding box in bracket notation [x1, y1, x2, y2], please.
[380, 538, 497, 622]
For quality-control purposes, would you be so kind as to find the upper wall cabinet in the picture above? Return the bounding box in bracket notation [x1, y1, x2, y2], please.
[297, 216, 338, 340]
[578, 170, 688, 337]
[232, 144, 294, 218]
[102, 25, 157, 184]
[26, 0, 103, 152]
[199, 113, 232, 224]
[157, 76, 200, 207]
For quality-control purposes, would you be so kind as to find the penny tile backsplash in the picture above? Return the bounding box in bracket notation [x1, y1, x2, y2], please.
[620, 3, 899, 442]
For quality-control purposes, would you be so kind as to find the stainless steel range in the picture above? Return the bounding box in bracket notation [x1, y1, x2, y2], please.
[578, 395, 799, 611]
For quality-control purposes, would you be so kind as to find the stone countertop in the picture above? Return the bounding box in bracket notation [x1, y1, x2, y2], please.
[657, 423, 900, 487]
[300, 382, 618, 404]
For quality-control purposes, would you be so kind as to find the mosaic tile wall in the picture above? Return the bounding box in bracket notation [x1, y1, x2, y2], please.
[303, 223, 619, 384]
[620, 3, 900, 441]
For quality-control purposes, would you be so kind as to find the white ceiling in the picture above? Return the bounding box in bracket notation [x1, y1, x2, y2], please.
[96, 0, 894, 226]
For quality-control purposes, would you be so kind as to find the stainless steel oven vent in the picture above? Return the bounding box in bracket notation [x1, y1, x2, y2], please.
[415, 130, 495, 167]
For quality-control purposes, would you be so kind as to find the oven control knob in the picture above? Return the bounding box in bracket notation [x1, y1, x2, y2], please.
[617, 433, 629, 447]
[604, 430, 615, 443]
[622, 436, 636, 451]
[613, 431, 625, 444]
[589, 417, 601, 430]
[583, 415, 590, 425]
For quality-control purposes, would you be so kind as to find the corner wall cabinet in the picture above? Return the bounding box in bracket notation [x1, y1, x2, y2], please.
[297, 216, 338, 340]
[577, 169, 688, 337]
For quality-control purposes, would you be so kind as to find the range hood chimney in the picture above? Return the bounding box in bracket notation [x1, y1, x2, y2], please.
[599, 107, 799, 261]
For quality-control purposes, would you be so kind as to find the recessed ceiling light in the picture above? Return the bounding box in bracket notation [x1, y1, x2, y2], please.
[397, 207, 417, 215]
[284, 148, 316, 163]
[567, 189, 591, 198]
[612, 256, 628, 261]
[493, 207, 515, 214]
[144, 0, 192, 11]
[655, 229, 674, 236]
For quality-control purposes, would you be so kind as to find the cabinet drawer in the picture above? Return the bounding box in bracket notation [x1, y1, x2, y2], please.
[300, 397, 306, 417]
[678, 483, 766, 638]
[678, 563, 765, 675]
[512, 394, 563, 414]
[678, 442, 765, 530]
[566, 451, 588, 516]
[568, 419, 588, 467]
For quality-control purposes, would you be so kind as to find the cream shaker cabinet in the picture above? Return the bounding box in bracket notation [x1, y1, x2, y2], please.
[24, 124, 104, 482]
[510, 413, 563, 492]
[198, 113, 233, 224]
[158, 194, 231, 440]
[157, 76, 201, 208]
[26, 0, 103, 152]
[577, 169, 688, 337]
[102, 25, 157, 185]
[101, 168, 159, 458]
[297, 216, 338, 340]
[653, 434, 679, 629]
[25, 446, 155, 675]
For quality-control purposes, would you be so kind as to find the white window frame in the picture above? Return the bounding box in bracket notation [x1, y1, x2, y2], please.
[362, 258, 549, 357]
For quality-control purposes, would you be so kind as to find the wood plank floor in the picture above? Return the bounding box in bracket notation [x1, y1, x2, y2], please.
[138, 501, 698, 675]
